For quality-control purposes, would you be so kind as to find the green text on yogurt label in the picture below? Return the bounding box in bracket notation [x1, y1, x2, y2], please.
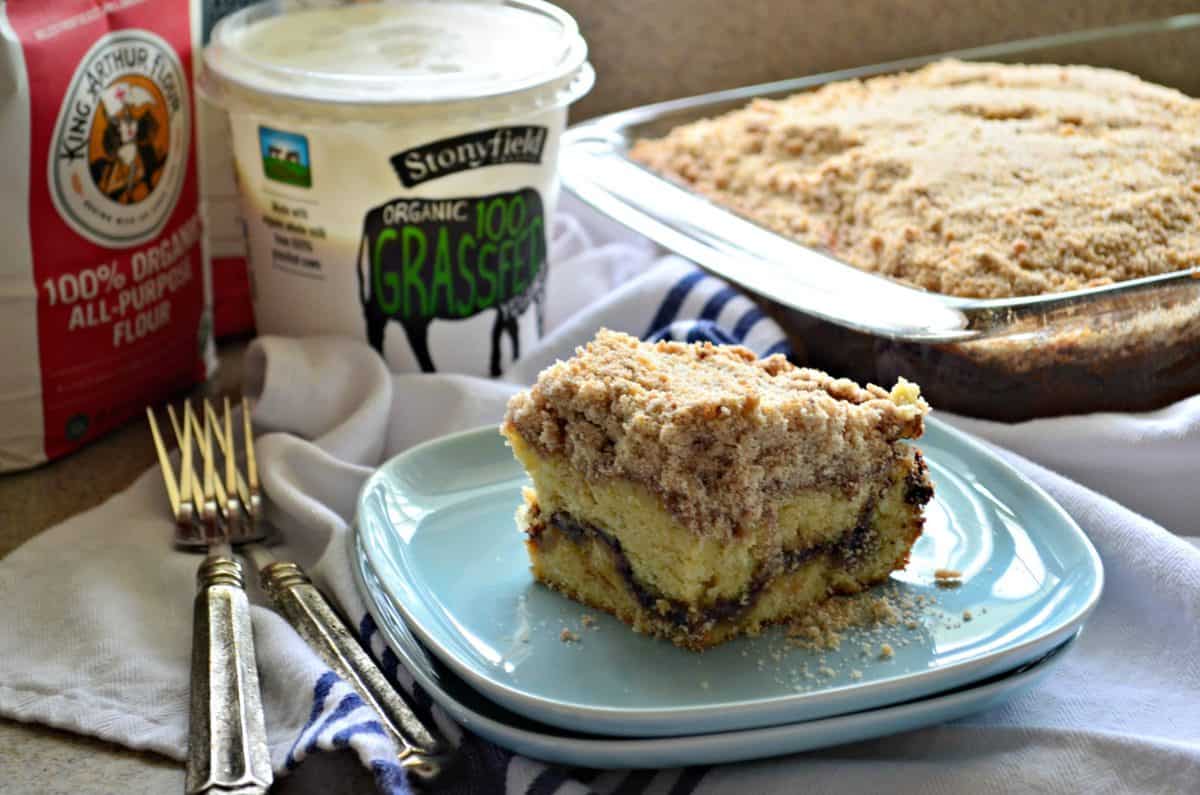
[358, 188, 546, 375]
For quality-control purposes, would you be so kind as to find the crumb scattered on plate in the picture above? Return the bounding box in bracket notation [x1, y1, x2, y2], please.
[935, 568, 964, 588]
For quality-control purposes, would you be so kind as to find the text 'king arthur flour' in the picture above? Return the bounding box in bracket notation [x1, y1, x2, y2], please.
[0, 0, 213, 471]
[202, 0, 592, 377]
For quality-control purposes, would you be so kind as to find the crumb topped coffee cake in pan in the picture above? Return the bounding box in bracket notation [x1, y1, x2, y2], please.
[632, 60, 1200, 301]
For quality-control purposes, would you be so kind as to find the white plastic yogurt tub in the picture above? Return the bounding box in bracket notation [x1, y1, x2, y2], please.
[202, 0, 593, 375]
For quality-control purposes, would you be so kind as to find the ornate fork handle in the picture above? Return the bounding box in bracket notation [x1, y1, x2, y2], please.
[187, 555, 273, 795]
[260, 560, 450, 781]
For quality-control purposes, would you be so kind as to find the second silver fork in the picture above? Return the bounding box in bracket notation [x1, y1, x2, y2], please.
[194, 397, 451, 782]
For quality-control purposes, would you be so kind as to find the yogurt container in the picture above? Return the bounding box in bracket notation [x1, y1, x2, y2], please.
[202, 0, 592, 375]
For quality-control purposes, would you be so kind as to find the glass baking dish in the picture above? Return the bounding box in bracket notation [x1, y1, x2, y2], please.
[560, 14, 1200, 421]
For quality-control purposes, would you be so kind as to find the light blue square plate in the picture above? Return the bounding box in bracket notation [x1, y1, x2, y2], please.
[354, 418, 1102, 737]
[354, 536, 1079, 768]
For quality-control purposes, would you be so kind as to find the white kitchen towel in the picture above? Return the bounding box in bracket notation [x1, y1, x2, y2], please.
[1, 198, 1198, 794]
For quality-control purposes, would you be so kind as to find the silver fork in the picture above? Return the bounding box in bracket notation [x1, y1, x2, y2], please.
[148, 402, 273, 795]
[196, 397, 451, 782]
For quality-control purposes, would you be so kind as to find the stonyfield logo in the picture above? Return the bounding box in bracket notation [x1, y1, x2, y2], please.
[49, 29, 190, 248]
[389, 126, 548, 187]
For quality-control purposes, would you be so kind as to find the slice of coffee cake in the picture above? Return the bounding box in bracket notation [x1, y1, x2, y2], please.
[501, 330, 932, 650]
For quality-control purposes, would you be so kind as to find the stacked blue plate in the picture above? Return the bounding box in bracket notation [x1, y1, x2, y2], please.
[352, 418, 1102, 768]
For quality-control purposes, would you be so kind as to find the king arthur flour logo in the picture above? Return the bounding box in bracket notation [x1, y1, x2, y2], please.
[49, 30, 190, 248]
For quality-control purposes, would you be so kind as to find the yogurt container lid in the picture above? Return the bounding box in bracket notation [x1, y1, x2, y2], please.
[204, 0, 591, 107]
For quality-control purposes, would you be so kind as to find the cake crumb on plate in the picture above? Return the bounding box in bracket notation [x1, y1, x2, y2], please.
[935, 568, 964, 588]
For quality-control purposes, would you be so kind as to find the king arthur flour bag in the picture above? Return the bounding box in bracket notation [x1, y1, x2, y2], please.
[0, 0, 213, 471]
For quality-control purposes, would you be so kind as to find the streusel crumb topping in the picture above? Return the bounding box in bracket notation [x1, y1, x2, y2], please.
[631, 60, 1200, 299]
[503, 330, 927, 537]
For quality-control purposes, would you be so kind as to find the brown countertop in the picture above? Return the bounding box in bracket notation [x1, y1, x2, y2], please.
[557, 0, 1200, 120]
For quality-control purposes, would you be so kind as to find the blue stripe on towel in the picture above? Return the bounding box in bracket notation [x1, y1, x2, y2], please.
[381, 646, 401, 685]
[732, 306, 766, 341]
[684, 321, 738, 346]
[614, 769, 657, 795]
[359, 613, 378, 647]
[669, 767, 713, 795]
[331, 719, 386, 748]
[645, 270, 707, 337]
[371, 759, 416, 795]
[305, 691, 368, 756]
[285, 670, 340, 770]
[698, 285, 739, 321]
[762, 339, 790, 358]
[647, 325, 673, 343]
[408, 682, 440, 734]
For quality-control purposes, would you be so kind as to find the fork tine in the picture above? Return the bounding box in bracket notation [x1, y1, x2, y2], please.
[202, 401, 215, 512]
[205, 398, 251, 509]
[242, 397, 260, 517]
[146, 407, 181, 520]
[221, 398, 238, 522]
[179, 402, 194, 512]
[189, 403, 207, 454]
[170, 401, 231, 520]
[199, 401, 224, 546]
[167, 403, 183, 443]
[166, 403, 185, 499]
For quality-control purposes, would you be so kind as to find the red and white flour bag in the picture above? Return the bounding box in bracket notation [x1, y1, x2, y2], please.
[0, 0, 213, 471]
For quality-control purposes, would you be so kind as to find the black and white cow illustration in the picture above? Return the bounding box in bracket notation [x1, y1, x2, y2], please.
[267, 145, 300, 162]
[490, 262, 546, 376]
[357, 188, 546, 376]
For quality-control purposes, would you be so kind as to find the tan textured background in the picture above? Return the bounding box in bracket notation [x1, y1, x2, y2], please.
[2, 1, 1199, 791]
[560, 0, 1200, 120]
